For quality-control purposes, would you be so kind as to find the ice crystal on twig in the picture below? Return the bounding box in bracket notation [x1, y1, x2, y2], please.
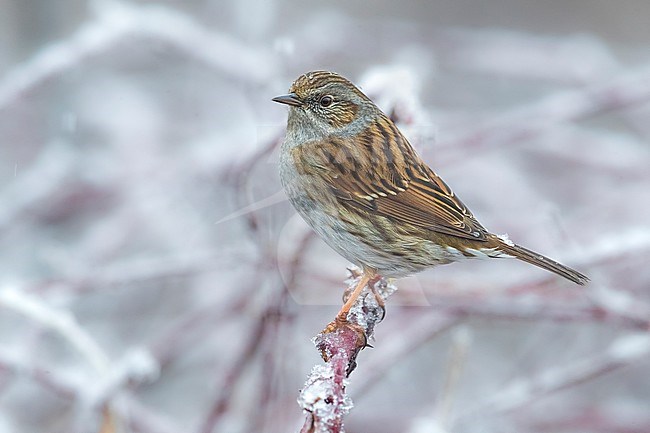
[298, 267, 398, 432]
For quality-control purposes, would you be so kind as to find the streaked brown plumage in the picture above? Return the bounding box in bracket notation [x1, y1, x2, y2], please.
[274, 70, 588, 329]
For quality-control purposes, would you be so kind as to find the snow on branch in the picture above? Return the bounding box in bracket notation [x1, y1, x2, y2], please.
[0, 287, 159, 421]
[0, 288, 110, 373]
[298, 267, 397, 433]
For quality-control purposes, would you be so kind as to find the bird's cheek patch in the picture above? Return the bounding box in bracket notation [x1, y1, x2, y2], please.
[329, 103, 358, 128]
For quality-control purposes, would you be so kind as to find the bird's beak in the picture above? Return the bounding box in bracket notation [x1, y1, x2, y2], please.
[272, 93, 303, 107]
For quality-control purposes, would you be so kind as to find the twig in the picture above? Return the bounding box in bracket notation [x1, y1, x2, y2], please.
[297, 267, 398, 433]
[115, 393, 182, 433]
[0, 352, 77, 401]
[0, 289, 110, 374]
[0, 142, 76, 229]
[460, 333, 650, 420]
[528, 404, 650, 433]
[198, 287, 272, 433]
[0, 0, 277, 111]
[427, 297, 650, 331]
[352, 312, 460, 398]
[200, 231, 314, 433]
[248, 230, 316, 432]
[434, 64, 650, 163]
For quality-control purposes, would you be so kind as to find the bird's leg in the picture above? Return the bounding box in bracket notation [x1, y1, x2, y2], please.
[322, 271, 373, 334]
[318, 270, 380, 368]
[336, 271, 374, 323]
[365, 275, 386, 322]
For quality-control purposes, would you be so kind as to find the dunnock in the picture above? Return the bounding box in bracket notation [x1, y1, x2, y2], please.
[274, 71, 588, 330]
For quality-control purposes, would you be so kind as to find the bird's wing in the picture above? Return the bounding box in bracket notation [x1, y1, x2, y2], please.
[291, 116, 489, 241]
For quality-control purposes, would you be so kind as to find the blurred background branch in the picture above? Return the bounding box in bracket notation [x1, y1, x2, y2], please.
[0, 1, 649, 433]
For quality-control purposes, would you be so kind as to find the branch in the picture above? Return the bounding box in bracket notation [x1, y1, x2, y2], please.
[0, 288, 110, 374]
[0, 0, 277, 111]
[461, 333, 650, 418]
[298, 267, 397, 433]
[353, 313, 460, 398]
[434, 64, 650, 163]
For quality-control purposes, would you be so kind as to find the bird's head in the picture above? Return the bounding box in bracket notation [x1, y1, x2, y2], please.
[273, 71, 375, 137]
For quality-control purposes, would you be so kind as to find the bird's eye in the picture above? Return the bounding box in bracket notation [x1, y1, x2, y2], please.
[319, 95, 333, 107]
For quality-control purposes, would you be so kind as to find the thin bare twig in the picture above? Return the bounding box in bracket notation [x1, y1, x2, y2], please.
[460, 333, 650, 420]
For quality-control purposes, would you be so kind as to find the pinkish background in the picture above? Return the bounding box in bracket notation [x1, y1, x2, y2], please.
[1, 1, 649, 432]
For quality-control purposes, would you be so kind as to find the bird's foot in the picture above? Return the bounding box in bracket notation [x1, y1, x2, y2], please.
[317, 315, 368, 374]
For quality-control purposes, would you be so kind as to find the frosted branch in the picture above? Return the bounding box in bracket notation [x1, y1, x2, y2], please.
[0, 288, 159, 426]
[298, 267, 397, 433]
[463, 333, 650, 418]
[0, 142, 76, 229]
[0, 288, 110, 373]
[436, 64, 650, 162]
[0, 0, 277, 110]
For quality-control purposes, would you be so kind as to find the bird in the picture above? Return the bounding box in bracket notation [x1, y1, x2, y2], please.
[273, 70, 588, 332]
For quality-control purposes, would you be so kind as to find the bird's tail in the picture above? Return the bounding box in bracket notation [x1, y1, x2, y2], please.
[495, 238, 589, 285]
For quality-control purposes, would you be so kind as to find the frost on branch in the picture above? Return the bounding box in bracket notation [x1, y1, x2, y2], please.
[298, 267, 397, 433]
[298, 353, 352, 433]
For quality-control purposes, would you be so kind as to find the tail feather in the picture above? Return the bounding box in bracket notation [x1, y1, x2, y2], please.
[496, 240, 589, 285]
